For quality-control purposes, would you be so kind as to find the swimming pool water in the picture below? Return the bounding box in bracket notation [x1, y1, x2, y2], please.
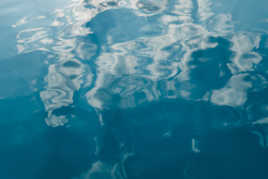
[0, 0, 268, 178]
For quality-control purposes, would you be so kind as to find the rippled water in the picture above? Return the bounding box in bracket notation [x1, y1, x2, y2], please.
[1, 0, 268, 178]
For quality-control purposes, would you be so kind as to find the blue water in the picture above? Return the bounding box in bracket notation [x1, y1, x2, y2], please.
[1, 0, 268, 178]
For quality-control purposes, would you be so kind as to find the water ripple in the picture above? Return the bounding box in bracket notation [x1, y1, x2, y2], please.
[10, 0, 268, 127]
[5, 1, 268, 177]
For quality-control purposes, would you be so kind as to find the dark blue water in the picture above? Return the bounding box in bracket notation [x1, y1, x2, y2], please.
[1, 0, 268, 178]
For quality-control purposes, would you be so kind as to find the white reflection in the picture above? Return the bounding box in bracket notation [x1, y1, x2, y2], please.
[12, 17, 28, 28]
[197, 0, 214, 22]
[135, 0, 168, 16]
[211, 74, 252, 107]
[16, 27, 51, 53]
[230, 33, 262, 73]
[253, 117, 268, 125]
[40, 64, 74, 127]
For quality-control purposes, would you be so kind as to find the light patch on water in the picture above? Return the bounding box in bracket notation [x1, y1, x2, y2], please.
[211, 74, 252, 107]
[209, 13, 234, 35]
[251, 130, 266, 148]
[45, 114, 69, 127]
[192, 138, 201, 153]
[12, 17, 28, 28]
[230, 33, 262, 73]
[83, 161, 113, 179]
[75, 151, 134, 179]
[253, 117, 268, 125]
[197, 0, 214, 22]
[40, 38, 53, 44]
[171, 0, 193, 23]
[51, 20, 64, 27]
[40, 64, 75, 127]
[135, 0, 168, 16]
[76, 160, 121, 179]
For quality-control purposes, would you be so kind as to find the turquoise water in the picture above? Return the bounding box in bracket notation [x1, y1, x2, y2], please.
[1, 0, 268, 178]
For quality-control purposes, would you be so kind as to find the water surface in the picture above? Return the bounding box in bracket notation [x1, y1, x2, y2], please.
[1, 0, 268, 179]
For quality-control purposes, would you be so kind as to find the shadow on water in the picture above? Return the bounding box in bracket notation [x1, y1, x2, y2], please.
[1, 93, 268, 179]
[88, 98, 268, 179]
[80, 30, 268, 178]
[0, 92, 100, 179]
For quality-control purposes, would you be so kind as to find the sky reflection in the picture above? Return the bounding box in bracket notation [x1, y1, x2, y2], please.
[9, 0, 268, 127]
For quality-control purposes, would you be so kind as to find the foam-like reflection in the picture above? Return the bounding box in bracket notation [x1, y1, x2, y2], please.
[231, 33, 262, 72]
[211, 74, 252, 107]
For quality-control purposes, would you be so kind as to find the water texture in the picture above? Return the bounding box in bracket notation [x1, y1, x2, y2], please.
[0, 0, 268, 178]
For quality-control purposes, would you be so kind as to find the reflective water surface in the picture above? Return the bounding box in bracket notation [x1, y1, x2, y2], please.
[1, 0, 268, 178]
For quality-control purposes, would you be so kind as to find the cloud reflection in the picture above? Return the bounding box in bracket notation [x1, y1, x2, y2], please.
[12, 0, 268, 129]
